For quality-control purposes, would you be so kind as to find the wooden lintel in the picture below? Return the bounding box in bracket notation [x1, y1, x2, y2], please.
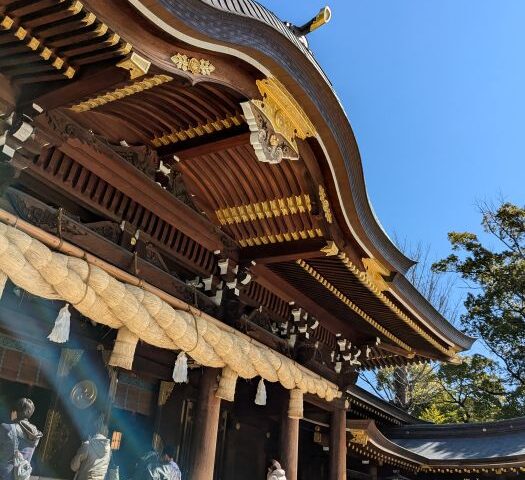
[304, 393, 347, 413]
[240, 238, 326, 264]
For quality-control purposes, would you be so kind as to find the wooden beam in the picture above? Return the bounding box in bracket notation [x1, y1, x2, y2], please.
[191, 368, 221, 480]
[304, 393, 347, 413]
[26, 64, 132, 111]
[35, 111, 236, 256]
[330, 409, 347, 480]
[240, 238, 326, 264]
[157, 124, 248, 159]
[174, 131, 251, 161]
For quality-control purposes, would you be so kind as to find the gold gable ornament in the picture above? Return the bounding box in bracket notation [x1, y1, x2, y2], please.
[241, 77, 316, 164]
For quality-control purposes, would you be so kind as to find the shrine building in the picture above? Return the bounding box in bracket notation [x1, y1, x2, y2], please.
[0, 1, 522, 479]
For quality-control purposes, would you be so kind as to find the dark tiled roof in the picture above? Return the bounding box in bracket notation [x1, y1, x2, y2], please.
[386, 418, 525, 460]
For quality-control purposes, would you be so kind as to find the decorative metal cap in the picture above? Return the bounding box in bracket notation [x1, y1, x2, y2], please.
[309, 6, 332, 32]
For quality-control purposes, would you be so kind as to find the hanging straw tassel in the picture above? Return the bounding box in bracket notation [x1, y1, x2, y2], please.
[109, 327, 139, 370]
[172, 351, 188, 383]
[48, 303, 71, 343]
[288, 389, 304, 419]
[255, 378, 267, 406]
[216, 367, 238, 402]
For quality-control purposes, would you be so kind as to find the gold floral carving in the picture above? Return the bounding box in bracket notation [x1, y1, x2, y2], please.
[318, 185, 333, 223]
[70, 75, 173, 113]
[362, 257, 391, 292]
[215, 194, 312, 225]
[170, 53, 216, 76]
[117, 52, 151, 80]
[349, 428, 369, 446]
[241, 100, 299, 163]
[256, 77, 316, 145]
[151, 114, 243, 147]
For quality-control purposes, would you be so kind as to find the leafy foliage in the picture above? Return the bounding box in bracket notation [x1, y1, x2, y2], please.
[433, 202, 525, 391]
[369, 355, 506, 423]
[373, 364, 440, 415]
[363, 203, 525, 423]
[432, 354, 506, 423]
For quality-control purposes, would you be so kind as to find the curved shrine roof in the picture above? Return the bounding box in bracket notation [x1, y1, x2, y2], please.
[187, 0, 475, 352]
[386, 418, 525, 460]
[348, 418, 525, 476]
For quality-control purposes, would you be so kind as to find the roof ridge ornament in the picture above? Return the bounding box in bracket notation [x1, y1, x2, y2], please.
[241, 76, 316, 164]
[285, 7, 332, 49]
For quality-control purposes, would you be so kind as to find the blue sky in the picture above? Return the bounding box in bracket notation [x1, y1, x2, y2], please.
[259, 0, 524, 278]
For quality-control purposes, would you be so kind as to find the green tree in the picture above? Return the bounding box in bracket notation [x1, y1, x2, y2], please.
[363, 228, 512, 422]
[432, 354, 506, 423]
[361, 243, 457, 416]
[433, 202, 525, 396]
[419, 404, 446, 424]
[372, 364, 440, 416]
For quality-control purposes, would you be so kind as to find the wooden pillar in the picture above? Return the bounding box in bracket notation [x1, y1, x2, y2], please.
[191, 368, 221, 480]
[330, 409, 347, 480]
[280, 413, 299, 480]
[369, 464, 378, 480]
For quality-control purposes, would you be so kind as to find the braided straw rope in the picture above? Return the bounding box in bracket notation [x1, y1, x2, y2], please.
[0, 221, 340, 401]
